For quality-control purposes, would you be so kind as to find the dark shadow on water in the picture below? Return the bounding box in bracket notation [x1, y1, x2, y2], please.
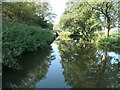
[2, 46, 53, 88]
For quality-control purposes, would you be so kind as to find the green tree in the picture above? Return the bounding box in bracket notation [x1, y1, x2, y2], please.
[2, 2, 56, 29]
[86, 1, 119, 37]
[59, 1, 101, 41]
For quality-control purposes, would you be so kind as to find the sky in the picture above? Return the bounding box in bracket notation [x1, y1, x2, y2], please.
[48, 0, 68, 24]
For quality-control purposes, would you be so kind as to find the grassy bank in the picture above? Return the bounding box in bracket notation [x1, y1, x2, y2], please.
[2, 18, 55, 68]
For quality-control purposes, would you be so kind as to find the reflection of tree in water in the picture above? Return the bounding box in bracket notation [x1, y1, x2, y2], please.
[3, 47, 55, 88]
[59, 40, 119, 88]
[97, 45, 120, 88]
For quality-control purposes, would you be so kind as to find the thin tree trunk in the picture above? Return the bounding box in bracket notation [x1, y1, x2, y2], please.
[104, 2, 111, 37]
[105, 15, 110, 37]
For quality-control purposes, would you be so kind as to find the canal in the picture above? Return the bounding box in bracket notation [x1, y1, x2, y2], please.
[3, 40, 120, 88]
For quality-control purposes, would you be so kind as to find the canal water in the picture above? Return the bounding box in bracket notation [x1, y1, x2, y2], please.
[2, 40, 120, 88]
[35, 43, 70, 88]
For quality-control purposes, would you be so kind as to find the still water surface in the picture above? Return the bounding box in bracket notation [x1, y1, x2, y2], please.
[3, 41, 120, 88]
[36, 43, 70, 88]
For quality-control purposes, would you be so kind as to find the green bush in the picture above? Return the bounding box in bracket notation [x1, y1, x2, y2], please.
[96, 35, 120, 50]
[2, 18, 54, 68]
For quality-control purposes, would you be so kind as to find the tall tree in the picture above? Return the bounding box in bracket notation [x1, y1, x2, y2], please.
[59, 1, 101, 41]
[86, 1, 119, 37]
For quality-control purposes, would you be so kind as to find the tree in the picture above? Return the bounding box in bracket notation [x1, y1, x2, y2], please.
[59, 0, 119, 39]
[2, 2, 56, 29]
[2, 2, 36, 21]
[35, 2, 56, 24]
[59, 1, 102, 41]
[86, 1, 119, 37]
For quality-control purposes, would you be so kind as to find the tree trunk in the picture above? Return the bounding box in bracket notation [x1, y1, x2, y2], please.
[105, 15, 110, 37]
[104, 2, 111, 37]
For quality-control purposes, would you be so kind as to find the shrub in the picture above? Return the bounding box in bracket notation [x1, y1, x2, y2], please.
[2, 18, 54, 68]
[96, 35, 120, 51]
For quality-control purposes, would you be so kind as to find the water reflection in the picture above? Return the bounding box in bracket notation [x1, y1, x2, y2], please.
[3, 40, 120, 88]
[35, 43, 70, 88]
[58, 40, 119, 88]
[3, 46, 54, 88]
[3, 43, 70, 88]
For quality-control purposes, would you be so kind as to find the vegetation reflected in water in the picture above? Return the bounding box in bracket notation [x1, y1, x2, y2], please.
[3, 46, 54, 88]
[58, 40, 119, 88]
[3, 40, 120, 88]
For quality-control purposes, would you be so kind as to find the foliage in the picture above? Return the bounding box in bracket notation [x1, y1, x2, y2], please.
[2, 18, 55, 68]
[59, 1, 102, 41]
[2, 2, 56, 29]
[96, 35, 120, 52]
[59, 31, 72, 41]
[96, 35, 120, 46]
[59, 1, 119, 40]
[86, 1, 119, 37]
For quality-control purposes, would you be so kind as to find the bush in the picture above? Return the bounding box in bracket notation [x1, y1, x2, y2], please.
[2, 18, 54, 68]
[96, 35, 120, 51]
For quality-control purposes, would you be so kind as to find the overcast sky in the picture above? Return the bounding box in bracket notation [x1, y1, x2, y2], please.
[49, 0, 68, 24]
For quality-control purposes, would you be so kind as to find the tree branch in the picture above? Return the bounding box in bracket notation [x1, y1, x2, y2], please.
[85, 1, 106, 16]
